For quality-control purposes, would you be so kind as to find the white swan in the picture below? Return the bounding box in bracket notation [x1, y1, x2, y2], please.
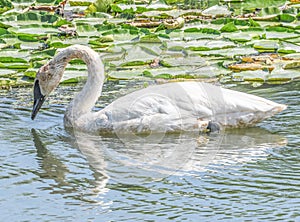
[31, 44, 286, 134]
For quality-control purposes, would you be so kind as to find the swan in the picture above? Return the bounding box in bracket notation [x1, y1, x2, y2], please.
[31, 44, 286, 134]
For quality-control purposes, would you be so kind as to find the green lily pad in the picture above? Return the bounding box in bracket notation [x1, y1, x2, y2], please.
[253, 40, 279, 52]
[278, 42, 300, 54]
[0, 56, 27, 63]
[265, 31, 299, 40]
[279, 13, 296, 23]
[202, 5, 231, 17]
[232, 70, 268, 82]
[23, 69, 37, 79]
[144, 67, 190, 78]
[0, 27, 9, 35]
[182, 27, 221, 40]
[16, 33, 39, 42]
[108, 69, 144, 80]
[166, 39, 236, 52]
[257, 6, 281, 16]
[0, 48, 30, 61]
[60, 69, 88, 83]
[0, 69, 17, 75]
[267, 68, 300, 82]
[282, 53, 300, 60]
[195, 47, 258, 58]
[76, 23, 98, 36]
[110, 45, 158, 67]
[161, 56, 208, 67]
[220, 22, 238, 32]
[69, 0, 93, 6]
[223, 31, 256, 42]
[283, 60, 300, 69]
[0, 62, 30, 70]
[0, 0, 13, 14]
[140, 34, 162, 43]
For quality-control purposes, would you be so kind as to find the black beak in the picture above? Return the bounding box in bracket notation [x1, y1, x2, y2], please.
[31, 80, 46, 120]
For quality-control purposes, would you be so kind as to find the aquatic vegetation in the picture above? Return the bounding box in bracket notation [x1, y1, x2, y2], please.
[0, 0, 300, 87]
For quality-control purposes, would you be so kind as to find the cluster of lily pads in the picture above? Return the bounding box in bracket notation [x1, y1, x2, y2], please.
[0, 0, 300, 88]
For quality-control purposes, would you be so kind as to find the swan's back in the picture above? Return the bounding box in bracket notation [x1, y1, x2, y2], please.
[84, 82, 286, 133]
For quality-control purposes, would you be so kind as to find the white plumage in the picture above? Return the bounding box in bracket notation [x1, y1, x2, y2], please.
[31, 45, 286, 134]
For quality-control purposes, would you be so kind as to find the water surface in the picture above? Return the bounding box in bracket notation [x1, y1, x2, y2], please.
[0, 81, 299, 221]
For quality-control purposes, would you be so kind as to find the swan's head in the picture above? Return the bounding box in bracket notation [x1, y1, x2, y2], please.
[31, 60, 66, 120]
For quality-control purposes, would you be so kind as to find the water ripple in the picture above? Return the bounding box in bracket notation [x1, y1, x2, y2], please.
[0, 81, 299, 221]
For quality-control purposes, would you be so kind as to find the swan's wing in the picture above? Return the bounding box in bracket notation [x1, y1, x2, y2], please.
[94, 82, 286, 133]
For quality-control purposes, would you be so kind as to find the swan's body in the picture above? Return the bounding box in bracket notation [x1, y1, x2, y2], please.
[32, 45, 286, 134]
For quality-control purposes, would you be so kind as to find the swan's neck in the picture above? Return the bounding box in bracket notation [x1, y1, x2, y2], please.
[53, 45, 105, 124]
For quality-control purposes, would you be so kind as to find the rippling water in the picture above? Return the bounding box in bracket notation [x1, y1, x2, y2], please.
[0, 81, 299, 221]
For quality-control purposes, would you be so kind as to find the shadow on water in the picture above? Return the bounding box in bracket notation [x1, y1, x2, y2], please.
[31, 128, 110, 201]
[30, 126, 287, 195]
[32, 128, 69, 183]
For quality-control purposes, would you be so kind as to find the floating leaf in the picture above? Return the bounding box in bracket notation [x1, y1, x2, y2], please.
[0, 27, 9, 35]
[249, 18, 260, 27]
[0, 57, 27, 63]
[140, 34, 162, 43]
[161, 56, 208, 67]
[69, 0, 92, 6]
[283, 61, 300, 69]
[195, 47, 258, 58]
[220, 22, 238, 32]
[253, 40, 279, 52]
[0, 0, 13, 14]
[223, 32, 255, 42]
[279, 42, 300, 54]
[267, 68, 300, 82]
[282, 53, 300, 60]
[202, 5, 231, 17]
[257, 7, 281, 16]
[279, 13, 296, 23]
[108, 69, 144, 80]
[17, 33, 39, 42]
[232, 70, 268, 82]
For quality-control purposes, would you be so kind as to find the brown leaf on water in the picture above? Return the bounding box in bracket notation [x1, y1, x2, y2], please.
[228, 62, 275, 72]
[128, 17, 184, 29]
[228, 63, 264, 71]
[28, 0, 67, 16]
[150, 58, 160, 68]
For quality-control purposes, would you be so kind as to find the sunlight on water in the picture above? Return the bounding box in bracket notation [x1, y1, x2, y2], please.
[0, 81, 299, 221]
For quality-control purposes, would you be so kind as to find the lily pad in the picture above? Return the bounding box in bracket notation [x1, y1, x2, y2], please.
[76, 23, 99, 37]
[60, 69, 88, 83]
[220, 22, 239, 32]
[111, 45, 158, 67]
[108, 69, 144, 80]
[232, 70, 268, 82]
[278, 42, 300, 54]
[161, 56, 208, 67]
[282, 53, 300, 60]
[267, 68, 300, 82]
[279, 13, 296, 23]
[8, 24, 58, 35]
[194, 47, 257, 58]
[265, 31, 299, 40]
[202, 5, 231, 17]
[223, 31, 256, 42]
[253, 40, 279, 52]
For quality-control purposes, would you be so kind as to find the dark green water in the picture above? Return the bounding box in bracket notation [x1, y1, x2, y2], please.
[0, 81, 299, 221]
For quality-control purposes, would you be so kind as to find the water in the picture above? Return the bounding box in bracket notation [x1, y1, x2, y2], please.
[0, 81, 299, 221]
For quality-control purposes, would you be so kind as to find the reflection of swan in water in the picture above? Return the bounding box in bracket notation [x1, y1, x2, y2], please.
[73, 127, 287, 183]
[31, 45, 286, 134]
[31, 129, 69, 184]
[31, 129, 109, 200]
